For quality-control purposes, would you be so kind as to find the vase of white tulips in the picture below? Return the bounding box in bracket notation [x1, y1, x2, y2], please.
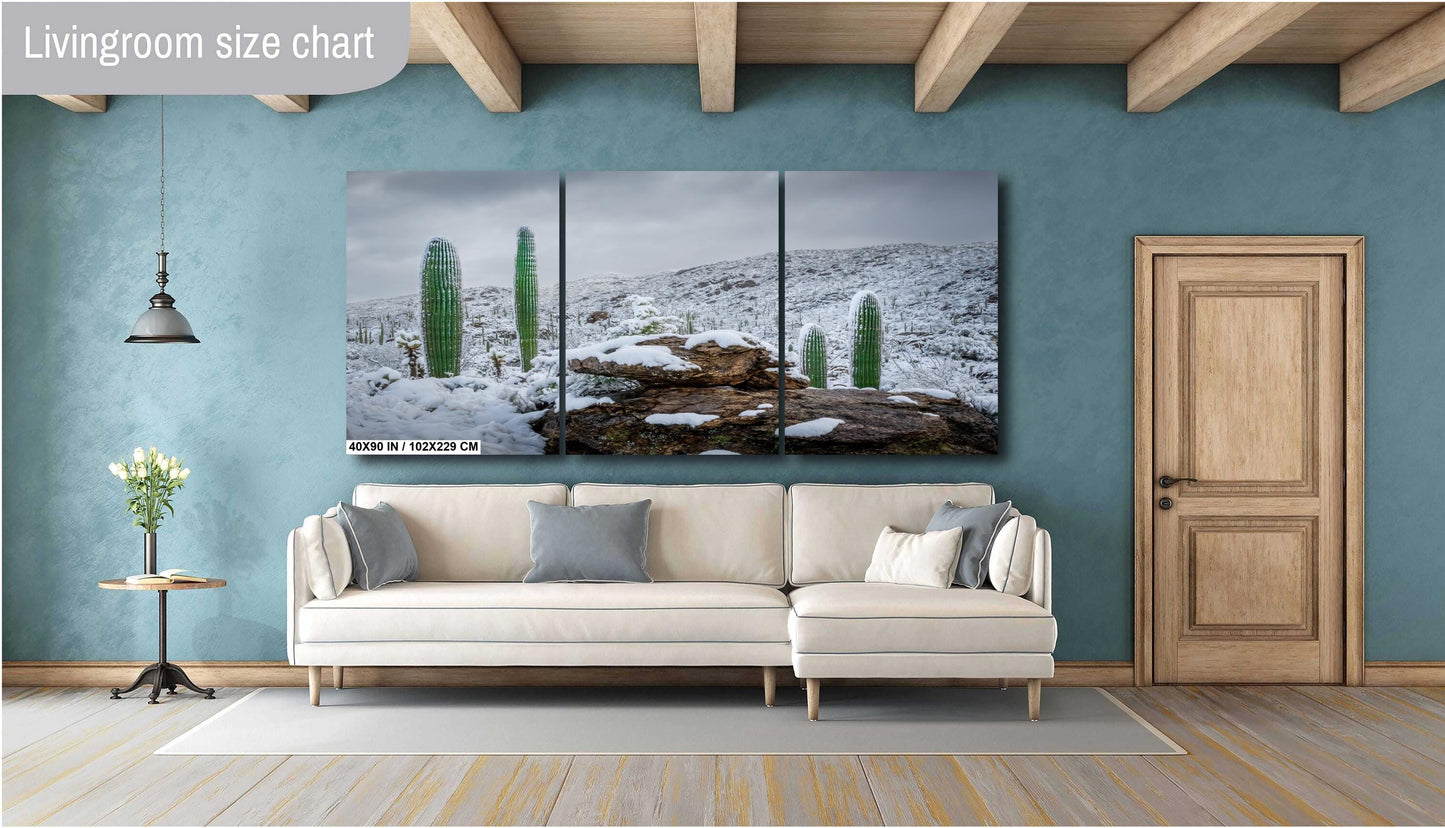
[109, 447, 191, 574]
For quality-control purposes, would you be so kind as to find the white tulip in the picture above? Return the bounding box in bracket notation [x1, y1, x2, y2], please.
[119, 467, 129, 480]
[135, 464, 148, 478]
[156, 453, 168, 468]
[169, 467, 180, 479]
[133, 448, 145, 463]
[179, 468, 191, 480]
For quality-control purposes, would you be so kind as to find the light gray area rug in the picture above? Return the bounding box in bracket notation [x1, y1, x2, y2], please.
[158, 685, 1182, 755]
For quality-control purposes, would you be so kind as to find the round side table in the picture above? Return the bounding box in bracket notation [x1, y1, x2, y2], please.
[98, 578, 227, 704]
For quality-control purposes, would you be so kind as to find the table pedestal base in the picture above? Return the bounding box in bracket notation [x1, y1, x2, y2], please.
[111, 661, 215, 704]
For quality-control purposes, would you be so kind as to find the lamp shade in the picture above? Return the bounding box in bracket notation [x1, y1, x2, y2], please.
[125, 292, 199, 344]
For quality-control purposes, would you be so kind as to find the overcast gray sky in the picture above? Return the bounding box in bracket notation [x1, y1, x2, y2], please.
[785, 171, 997, 250]
[346, 171, 559, 302]
[566, 172, 777, 278]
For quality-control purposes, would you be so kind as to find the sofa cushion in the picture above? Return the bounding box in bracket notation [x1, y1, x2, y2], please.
[572, 484, 785, 586]
[352, 484, 567, 581]
[336, 502, 420, 590]
[864, 526, 962, 589]
[524, 500, 652, 584]
[925, 500, 1013, 588]
[988, 514, 1036, 596]
[296, 509, 352, 600]
[298, 581, 790, 645]
[789, 484, 995, 585]
[788, 582, 1056, 655]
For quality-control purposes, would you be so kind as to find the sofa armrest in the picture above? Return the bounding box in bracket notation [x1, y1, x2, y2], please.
[1026, 527, 1052, 613]
[286, 527, 314, 665]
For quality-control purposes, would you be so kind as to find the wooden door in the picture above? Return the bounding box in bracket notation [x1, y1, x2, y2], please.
[1151, 251, 1346, 684]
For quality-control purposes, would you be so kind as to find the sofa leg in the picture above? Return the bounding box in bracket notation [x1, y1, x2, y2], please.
[309, 666, 321, 707]
[999, 678, 1009, 690]
[763, 666, 776, 707]
[806, 678, 820, 721]
[333, 666, 344, 690]
[1028, 678, 1041, 721]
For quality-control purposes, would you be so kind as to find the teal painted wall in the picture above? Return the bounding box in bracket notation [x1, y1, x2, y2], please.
[4, 65, 1443, 663]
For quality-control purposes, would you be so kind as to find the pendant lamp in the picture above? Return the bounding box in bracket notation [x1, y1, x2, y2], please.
[126, 96, 198, 344]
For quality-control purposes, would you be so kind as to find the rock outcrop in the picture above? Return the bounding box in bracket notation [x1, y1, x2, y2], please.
[783, 388, 997, 455]
[554, 331, 997, 455]
[567, 333, 807, 390]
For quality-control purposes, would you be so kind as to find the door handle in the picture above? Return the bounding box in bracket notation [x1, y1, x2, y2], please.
[1158, 475, 1199, 489]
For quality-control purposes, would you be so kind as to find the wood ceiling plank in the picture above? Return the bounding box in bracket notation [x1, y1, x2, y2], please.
[1127, 3, 1317, 112]
[696, 2, 738, 112]
[253, 95, 310, 113]
[737, 2, 944, 63]
[915, 3, 1029, 111]
[491, 2, 698, 63]
[1340, 5, 1445, 111]
[38, 95, 106, 113]
[414, 2, 522, 111]
[989, 3, 1190, 63]
[1241, 3, 1444, 63]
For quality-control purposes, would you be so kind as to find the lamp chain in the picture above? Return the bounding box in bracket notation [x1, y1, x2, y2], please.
[157, 96, 168, 293]
[159, 95, 166, 253]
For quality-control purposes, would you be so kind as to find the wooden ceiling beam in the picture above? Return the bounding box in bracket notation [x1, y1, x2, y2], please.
[39, 95, 106, 113]
[413, 2, 522, 112]
[915, 3, 1028, 112]
[1126, 3, 1316, 112]
[1340, 6, 1445, 112]
[254, 95, 311, 113]
[695, 2, 738, 112]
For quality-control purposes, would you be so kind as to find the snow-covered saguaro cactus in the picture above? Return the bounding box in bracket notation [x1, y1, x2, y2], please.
[396, 329, 424, 378]
[513, 226, 538, 370]
[419, 237, 463, 378]
[849, 290, 884, 389]
[798, 323, 829, 389]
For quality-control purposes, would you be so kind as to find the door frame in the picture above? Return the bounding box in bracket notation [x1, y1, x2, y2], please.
[1133, 236, 1365, 687]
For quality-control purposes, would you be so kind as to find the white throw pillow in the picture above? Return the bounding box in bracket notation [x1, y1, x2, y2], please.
[298, 508, 352, 600]
[988, 514, 1036, 596]
[864, 526, 963, 589]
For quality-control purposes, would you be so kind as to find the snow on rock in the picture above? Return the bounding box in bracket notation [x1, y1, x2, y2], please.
[683, 330, 775, 353]
[699, 449, 741, 455]
[738, 408, 769, 418]
[567, 336, 699, 372]
[560, 394, 614, 412]
[887, 395, 920, 405]
[757, 403, 774, 409]
[897, 387, 959, 400]
[644, 412, 719, 427]
[784, 417, 845, 438]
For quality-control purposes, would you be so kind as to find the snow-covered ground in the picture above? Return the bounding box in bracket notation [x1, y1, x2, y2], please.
[785, 242, 998, 415]
[345, 284, 560, 453]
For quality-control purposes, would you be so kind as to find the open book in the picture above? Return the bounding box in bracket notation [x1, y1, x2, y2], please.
[125, 569, 207, 585]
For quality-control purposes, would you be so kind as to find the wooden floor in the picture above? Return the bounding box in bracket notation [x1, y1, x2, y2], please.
[3, 685, 1443, 825]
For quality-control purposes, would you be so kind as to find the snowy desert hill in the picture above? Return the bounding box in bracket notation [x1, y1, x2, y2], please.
[565, 242, 998, 413]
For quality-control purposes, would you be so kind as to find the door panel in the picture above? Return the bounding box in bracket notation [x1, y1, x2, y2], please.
[1153, 254, 1344, 684]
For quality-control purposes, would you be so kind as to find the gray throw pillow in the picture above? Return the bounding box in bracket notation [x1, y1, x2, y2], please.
[525, 500, 653, 583]
[336, 501, 419, 590]
[926, 499, 1013, 588]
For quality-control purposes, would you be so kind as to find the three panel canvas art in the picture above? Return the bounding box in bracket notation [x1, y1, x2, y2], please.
[345, 171, 998, 456]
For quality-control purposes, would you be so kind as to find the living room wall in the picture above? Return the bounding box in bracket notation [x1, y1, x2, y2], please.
[4, 64, 1442, 664]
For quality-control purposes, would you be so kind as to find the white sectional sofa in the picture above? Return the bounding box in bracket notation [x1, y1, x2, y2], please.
[288, 482, 1054, 720]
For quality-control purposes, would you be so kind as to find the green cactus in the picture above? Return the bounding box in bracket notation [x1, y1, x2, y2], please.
[849, 290, 884, 389]
[419, 237, 463, 377]
[798, 323, 829, 389]
[513, 226, 538, 370]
